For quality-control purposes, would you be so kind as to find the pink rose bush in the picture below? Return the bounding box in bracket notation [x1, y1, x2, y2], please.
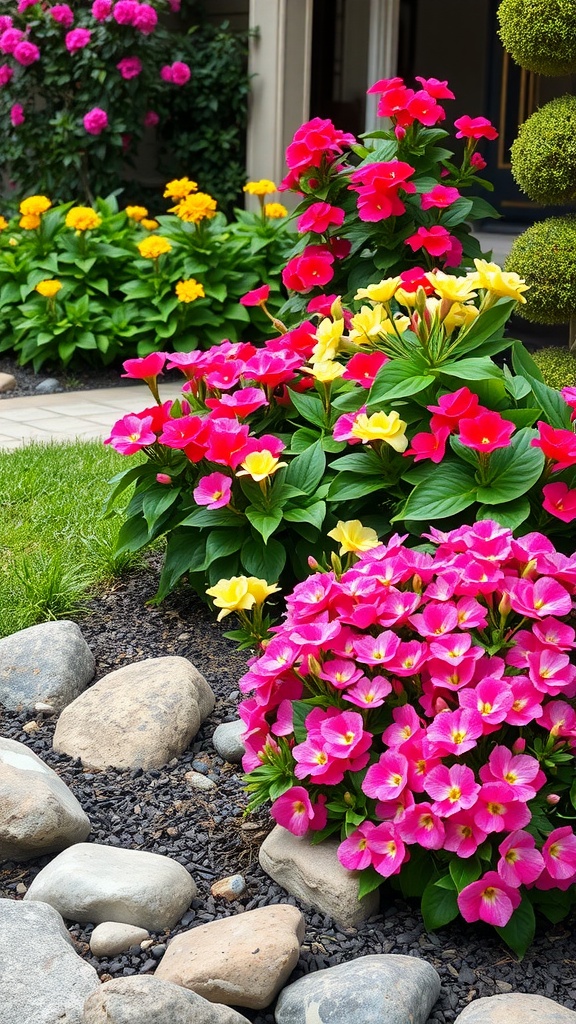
[240, 521, 576, 954]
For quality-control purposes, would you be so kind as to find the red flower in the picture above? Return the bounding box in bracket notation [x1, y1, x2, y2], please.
[454, 115, 498, 140]
[404, 427, 450, 463]
[240, 284, 270, 307]
[342, 351, 389, 388]
[398, 267, 436, 297]
[349, 160, 416, 223]
[470, 152, 487, 171]
[405, 225, 454, 257]
[406, 89, 445, 126]
[428, 387, 483, 432]
[458, 412, 515, 453]
[298, 202, 345, 234]
[285, 116, 355, 174]
[282, 245, 335, 293]
[415, 76, 455, 100]
[531, 421, 576, 472]
[122, 352, 166, 380]
[420, 185, 461, 210]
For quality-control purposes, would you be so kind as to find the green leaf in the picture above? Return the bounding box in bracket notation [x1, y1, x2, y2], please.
[153, 530, 207, 602]
[369, 358, 435, 403]
[529, 376, 573, 430]
[393, 461, 477, 522]
[103, 464, 154, 513]
[475, 428, 545, 505]
[283, 501, 326, 531]
[439, 357, 503, 381]
[511, 341, 544, 382]
[285, 440, 326, 493]
[421, 878, 459, 931]
[142, 487, 181, 531]
[115, 514, 151, 555]
[245, 507, 283, 543]
[449, 855, 482, 893]
[358, 866, 383, 900]
[327, 474, 387, 502]
[477, 497, 531, 530]
[241, 535, 287, 580]
[204, 528, 245, 564]
[495, 896, 535, 960]
[179, 506, 239, 528]
[396, 847, 436, 898]
[329, 450, 384, 474]
[453, 299, 516, 356]
[500, 408, 540, 429]
[287, 388, 325, 425]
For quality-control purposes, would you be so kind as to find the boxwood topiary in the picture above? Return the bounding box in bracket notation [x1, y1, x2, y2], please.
[504, 216, 576, 324]
[511, 96, 576, 204]
[530, 346, 576, 388]
[498, 0, 576, 75]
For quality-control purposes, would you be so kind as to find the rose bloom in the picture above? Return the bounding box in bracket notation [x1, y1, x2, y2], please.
[117, 56, 142, 79]
[83, 108, 108, 135]
[0, 64, 13, 87]
[134, 3, 158, 33]
[10, 104, 25, 127]
[13, 41, 41, 66]
[65, 206, 102, 231]
[113, 0, 138, 23]
[161, 61, 190, 85]
[0, 29, 24, 55]
[51, 4, 74, 26]
[65, 28, 91, 52]
[92, 0, 112, 19]
[144, 109, 159, 127]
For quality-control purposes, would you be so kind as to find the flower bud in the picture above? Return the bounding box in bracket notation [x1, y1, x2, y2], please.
[434, 697, 449, 714]
[412, 573, 422, 594]
[156, 473, 171, 484]
[343, 791, 355, 806]
[330, 295, 344, 321]
[512, 737, 526, 754]
[394, 125, 406, 141]
[391, 677, 404, 696]
[307, 655, 322, 678]
[546, 793, 560, 805]
[498, 592, 511, 617]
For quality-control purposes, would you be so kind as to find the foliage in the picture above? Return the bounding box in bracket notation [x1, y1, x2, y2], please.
[505, 217, 576, 326]
[532, 347, 576, 390]
[239, 522, 576, 957]
[497, 0, 576, 75]
[510, 96, 576, 205]
[0, 186, 295, 369]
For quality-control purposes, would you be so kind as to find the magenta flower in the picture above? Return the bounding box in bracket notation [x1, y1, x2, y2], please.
[342, 351, 389, 388]
[117, 56, 142, 79]
[543, 482, 576, 523]
[363, 750, 409, 801]
[13, 40, 40, 66]
[459, 677, 514, 730]
[444, 812, 487, 858]
[504, 577, 573, 620]
[270, 786, 326, 836]
[113, 0, 138, 23]
[426, 709, 484, 756]
[0, 29, 24, 55]
[458, 411, 515, 453]
[122, 352, 166, 381]
[542, 826, 576, 881]
[0, 64, 12, 87]
[83, 107, 108, 135]
[161, 60, 190, 85]
[144, 109, 159, 127]
[205, 388, 268, 419]
[193, 472, 232, 510]
[404, 426, 450, 463]
[0, 17, 12, 33]
[297, 202, 346, 234]
[420, 184, 461, 209]
[397, 801, 445, 849]
[338, 820, 406, 877]
[134, 3, 158, 33]
[405, 224, 454, 257]
[92, 0, 112, 19]
[343, 675, 392, 709]
[65, 28, 91, 52]
[10, 103, 24, 127]
[497, 830, 545, 887]
[104, 413, 156, 455]
[479, 745, 542, 801]
[474, 783, 531, 834]
[50, 4, 74, 26]
[454, 115, 498, 140]
[458, 871, 520, 927]
[240, 284, 270, 307]
[17, 0, 37, 10]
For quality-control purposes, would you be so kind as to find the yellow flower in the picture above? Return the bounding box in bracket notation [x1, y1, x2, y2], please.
[0, 216, 8, 231]
[169, 192, 217, 224]
[443, 301, 479, 334]
[264, 202, 288, 218]
[303, 359, 346, 382]
[427, 270, 478, 304]
[245, 577, 281, 604]
[141, 218, 159, 231]
[175, 278, 205, 303]
[35, 279, 62, 298]
[243, 179, 277, 196]
[19, 195, 51, 217]
[125, 205, 148, 222]
[355, 277, 401, 303]
[236, 450, 287, 482]
[137, 235, 172, 259]
[351, 410, 408, 451]
[471, 259, 529, 303]
[8, 237, 18, 246]
[311, 316, 345, 362]
[205, 576, 256, 621]
[392, 313, 411, 335]
[349, 304, 386, 344]
[65, 207, 102, 231]
[327, 519, 381, 555]
[163, 177, 197, 200]
[19, 214, 41, 230]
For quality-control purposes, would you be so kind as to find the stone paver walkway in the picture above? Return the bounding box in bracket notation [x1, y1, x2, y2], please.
[0, 384, 184, 450]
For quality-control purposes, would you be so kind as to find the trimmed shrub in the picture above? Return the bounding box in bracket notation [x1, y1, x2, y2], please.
[497, 0, 576, 75]
[510, 96, 576, 205]
[505, 216, 576, 324]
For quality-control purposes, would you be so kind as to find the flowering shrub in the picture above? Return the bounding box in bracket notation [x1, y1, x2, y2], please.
[239, 521, 576, 956]
[0, 182, 294, 368]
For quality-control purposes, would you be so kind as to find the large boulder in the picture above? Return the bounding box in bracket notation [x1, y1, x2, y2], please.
[0, 620, 94, 711]
[81, 976, 252, 1024]
[454, 993, 576, 1023]
[24, 843, 196, 931]
[155, 903, 305, 1009]
[0, 737, 90, 862]
[53, 657, 215, 770]
[0, 898, 100, 1024]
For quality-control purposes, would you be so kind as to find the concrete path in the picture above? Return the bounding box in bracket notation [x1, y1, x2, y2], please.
[0, 383, 184, 450]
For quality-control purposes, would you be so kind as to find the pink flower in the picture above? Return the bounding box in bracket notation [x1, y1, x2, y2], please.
[282, 245, 335, 292]
[424, 763, 480, 816]
[144, 109, 159, 127]
[0, 65, 13, 87]
[320, 710, 372, 760]
[204, 418, 250, 468]
[10, 103, 24, 127]
[104, 413, 157, 454]
[0, 18, 13, 33]
[343, 675, 392, 708]
[13, 40, 40, 65]
[427, 387, 481, 432]
[497, 830, 545, 887]
[454, 115, 498, 140]
[0, 29, 24, 55]
[348, 160, 416, 222]
[531, 421, 576, 472]
[397, 801, 445, 849]
[270, 786, 326, 836]
[405, 225, 455, 257]
[504, 577, 573, 619]
[17, 0, 37, 10]
[117, 56, 142, 79]
[83, 107, 108, 135]
[470, 152, 487, 171]
[444, 812, 487, 857]
[473, 783, 531, 834]
[65, 28, 91, 52]
[543, 482, 576, 523]
[420, 184, 460, 209]
[415, 76, 455, 99]
[122, 351, 166, 380]
[363, 750, 409, 801]
[161, 60, 190, 85]
[159, 415, 210, 462]
[50, 4, 74, 26]
[193, 472, 232, 510]
[458, 411, 515, 453]
[284, 116, 355, 176]
[113, 0, 138, 23]
[92, 0, 112, 19]
[156, 473, 171, 485]
[404, 427, 450, 463]
[134, 3, 157, 33]
[479, 745, 542, 801]
[338, 820, 406, 876]
[298, 202, 345, 234]
[458, 871, 520, 927]
[342, 351, 389, 388]
[240, 284, 270, 307]
[426, 708, 483, 755]
[205, 388, 268, 419]
[541, 826, 576, 881]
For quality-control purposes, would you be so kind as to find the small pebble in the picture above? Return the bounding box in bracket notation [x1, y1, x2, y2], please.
[185, 770, 217, 792]
[35, 378, 62, 394]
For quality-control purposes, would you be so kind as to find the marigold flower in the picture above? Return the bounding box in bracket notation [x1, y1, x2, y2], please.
[141, 218, 159, 231]
[0, 216, 8, 231]
[328, 520, 380, 555]
[35, 279, 62, 298]
[243, 179, 277, 196]
[137, 235, 172, 258]
[175, 278, 205, 303]
[125, 205, 148, 222]
[169, 192, 217, 224]
[19, 213, 40, 230]
[351, 410, 408, 451]
[19, 195, 51, 217]
[65, 206, 102, 231]
[163, 177, 197, 199]
[264, 202, 288, 218]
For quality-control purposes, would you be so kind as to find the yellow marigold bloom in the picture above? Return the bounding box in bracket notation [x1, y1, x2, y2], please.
[163, 177, 197, 200]
[303, 359, 346, 382]
[35, 279, 62, 298]
[0, 216, 8, 231]
[19, 214, 41, 230]
[125, 205, 148, 222]
[236, 450, 287, 482]
[470, 259, 529, 303]
[443, 301, 480, 335]
[141, 218, 159, 231]
[137, 235, 172, 259]
[205, 576, 256, 621]
[427, 270, 478, 304]
[351, 410, 408, 451]
[349, 304, 386, 344]
[311, 316, 345, 362]
[65, 207, 102, 231]
[243, 179, 277, 196]
[328, 519, 381, 555]
[264, 202, 288, 218]
[245, 577, 281, 604]
[175, 278, 205, 303]
[169, 192, 217, 224]
[355, 277, 401, 304]
[19, 195, 51, 217]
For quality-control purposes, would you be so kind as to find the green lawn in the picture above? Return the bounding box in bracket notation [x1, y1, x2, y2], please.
[0, 440, 143, 638]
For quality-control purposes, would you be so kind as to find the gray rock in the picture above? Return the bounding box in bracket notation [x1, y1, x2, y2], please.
[185, 770, 217, 792]
[0, 620, 94, 711]
[454, 993, 576, 1023]
[53, 657, 215, 770]
[259, 825, 379, 927]
[24, 842, 196, 931]
[89, 922, 150, 958]
[35, 377, 62, 393]
[0, 372, 16, 392]
[275, 954, 440, 1024]
[81, 976, 251, 1024]
[0, 737, 91, 862]
[0, 897, 99, 1024]
[212, 720, 245, 763]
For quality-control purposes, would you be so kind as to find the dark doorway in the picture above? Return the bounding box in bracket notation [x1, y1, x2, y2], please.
[309, 0, 371, 138]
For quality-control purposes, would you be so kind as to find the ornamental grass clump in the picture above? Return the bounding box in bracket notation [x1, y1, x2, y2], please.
[238, 520, 576, 956]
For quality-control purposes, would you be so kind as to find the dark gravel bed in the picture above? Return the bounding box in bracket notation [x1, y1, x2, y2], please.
[0, 356, 188, 399]
[1, 559, 576, 1022]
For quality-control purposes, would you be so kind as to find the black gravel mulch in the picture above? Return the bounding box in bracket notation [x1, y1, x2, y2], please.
[1, 559, 576, 1022]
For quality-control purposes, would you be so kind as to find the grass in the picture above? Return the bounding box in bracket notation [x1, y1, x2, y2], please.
[0, 439, 146, 638]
